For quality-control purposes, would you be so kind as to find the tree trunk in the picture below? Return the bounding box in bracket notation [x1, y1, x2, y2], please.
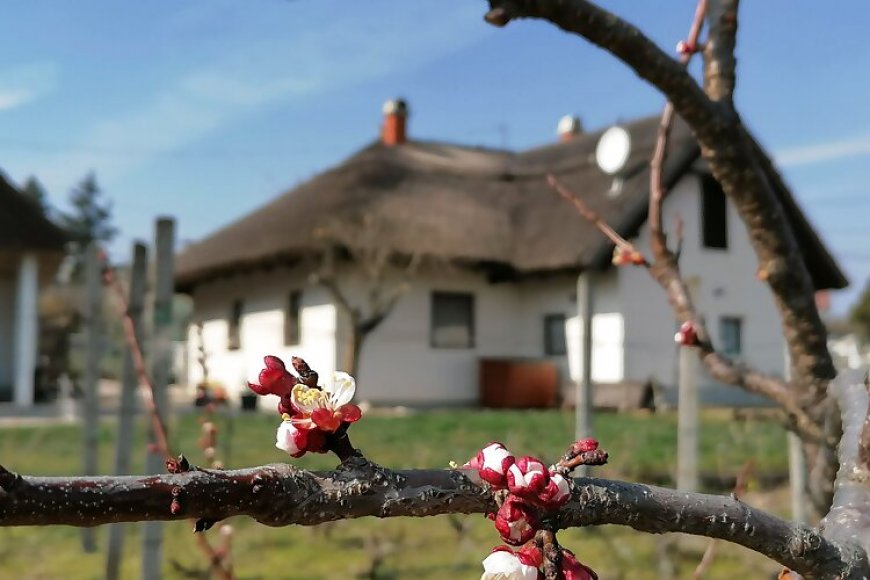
[342, 323, 364, 378]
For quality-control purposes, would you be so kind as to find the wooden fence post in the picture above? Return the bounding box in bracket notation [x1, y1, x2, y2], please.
[105, 242, 148, 579]
[81, 243, 102, 553]
[141, 218, 174, 580]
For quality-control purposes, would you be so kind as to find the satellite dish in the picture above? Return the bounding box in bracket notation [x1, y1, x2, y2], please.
[595, 126, 631, 175]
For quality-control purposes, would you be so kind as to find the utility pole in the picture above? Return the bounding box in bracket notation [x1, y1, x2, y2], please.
[142, 218, 175, 580]
[106, 242, 147, 579]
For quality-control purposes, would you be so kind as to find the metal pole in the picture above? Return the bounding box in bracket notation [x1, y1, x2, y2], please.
[677, 278, 700, 492]
[106, 242, 147, 580]
[142, 218, 175, 580]
[575, 272, 594, 476]
[81, 244, 102, 552]
[676, 347, 699, 491]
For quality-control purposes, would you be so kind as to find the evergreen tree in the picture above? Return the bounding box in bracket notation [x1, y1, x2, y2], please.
[59, 172, 117, 278]
[20, 176, 49, 214]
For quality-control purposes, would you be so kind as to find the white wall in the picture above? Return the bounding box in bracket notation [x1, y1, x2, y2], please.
[618, 174, 784, 405]
[187, 174, 786, 408]
[334, 265, 526, 405]
[188, 266, 336, 407]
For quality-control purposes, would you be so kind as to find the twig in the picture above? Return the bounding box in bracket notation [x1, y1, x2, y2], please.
[98, 249, 173, 462]
[546, 174, 645, 261]
[649, 0, 707, 260]
[99, 250, 234, 580]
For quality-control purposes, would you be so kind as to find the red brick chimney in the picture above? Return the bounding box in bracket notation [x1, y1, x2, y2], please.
[382, 99, 408, 146]
[557, 115, 582, 142]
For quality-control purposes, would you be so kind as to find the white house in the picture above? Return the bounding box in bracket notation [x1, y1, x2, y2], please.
[175, 101, 847, 409]
[0, 173, 68, 406]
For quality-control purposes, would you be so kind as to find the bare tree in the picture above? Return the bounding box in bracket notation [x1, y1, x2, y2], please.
[0, 2, 869, 579]
[310, 213, 419, 377]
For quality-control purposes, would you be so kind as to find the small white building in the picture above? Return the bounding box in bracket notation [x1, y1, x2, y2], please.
[0, 173, 67, 406]
[176, 101, 847, 409]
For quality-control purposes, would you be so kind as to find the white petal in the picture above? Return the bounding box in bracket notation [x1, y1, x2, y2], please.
[275, 421, 302, 455]
[481, 551, 536, 580]
[483, 446, 512, 474]
[328, 371, 356, 408]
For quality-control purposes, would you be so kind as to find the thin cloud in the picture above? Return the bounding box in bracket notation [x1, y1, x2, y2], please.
[0, 62, 58, 111]
[775, 134, 870, 168]
[34, 2, 488, 193]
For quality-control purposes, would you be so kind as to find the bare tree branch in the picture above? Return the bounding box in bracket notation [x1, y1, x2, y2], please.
[823, 368, 870, 559]
[650, 0, 707, 260]
[547, 174, 646, 263]
[0, 460, 865, 578]
[703, 0, 739, 105]
[484, 0, 835, 414]
[547, 178, 829, 445]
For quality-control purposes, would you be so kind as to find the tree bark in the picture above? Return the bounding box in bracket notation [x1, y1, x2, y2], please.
[0, 459, 866, 578]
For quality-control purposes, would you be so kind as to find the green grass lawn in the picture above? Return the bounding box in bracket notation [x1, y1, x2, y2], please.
[0, 409, 790, 579]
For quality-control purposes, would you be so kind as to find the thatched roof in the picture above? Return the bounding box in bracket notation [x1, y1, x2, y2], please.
[0, 173, 68, 252]
[176, 115, 847, 292]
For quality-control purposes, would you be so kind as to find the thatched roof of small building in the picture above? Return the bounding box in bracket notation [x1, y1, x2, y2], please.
[176, 115, 847, 292]
[0, 173, 68, 252]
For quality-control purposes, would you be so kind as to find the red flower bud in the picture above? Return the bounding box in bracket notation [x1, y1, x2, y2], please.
[674, 320, 699, 346]
[572, 438, 599, 453]
[561, 549, 598, 580]
[475, 443, 515, 488]
[506, 456, 549, 498]
[494, 496, 539, 546]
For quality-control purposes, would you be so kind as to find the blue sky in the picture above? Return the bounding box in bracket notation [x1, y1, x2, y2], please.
[0, 1, 868, 313]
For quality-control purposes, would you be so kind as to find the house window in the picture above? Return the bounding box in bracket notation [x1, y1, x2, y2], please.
[719, 316, 742, 357]
[284, 290, 302, 346]
[544, 314, 567, 356]
[431, 292, 474, 349]
[701, 174, 728, 249]
[228, 299, 243, 351]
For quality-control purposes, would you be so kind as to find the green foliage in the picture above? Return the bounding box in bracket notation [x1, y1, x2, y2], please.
[20, 176, 49, 214]
[849, 278, 870, 340]
[0, 409, 788, 578]
[60, 172, 117, 247]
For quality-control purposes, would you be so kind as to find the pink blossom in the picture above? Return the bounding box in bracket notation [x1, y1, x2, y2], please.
[290, 371, 362, 433]
[506, 456, 549, 498]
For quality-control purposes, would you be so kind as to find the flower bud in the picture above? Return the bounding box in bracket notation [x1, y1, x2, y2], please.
[539, 472, 572, 509]
[475, 443, 515, 488]
[561, 549, 598, 580]
[572, 438, 599, 454]
[494, 496, 539, 546]
[506, 456, 549, 498]
[674, 320, 699, 346]
[275, 420, 310, 458]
